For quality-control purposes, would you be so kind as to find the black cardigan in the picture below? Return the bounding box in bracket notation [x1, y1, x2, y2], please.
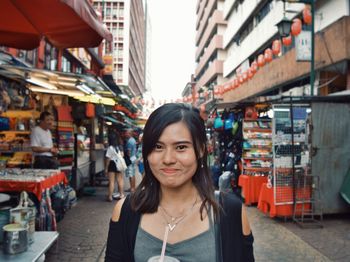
[105, 193, 254, 262]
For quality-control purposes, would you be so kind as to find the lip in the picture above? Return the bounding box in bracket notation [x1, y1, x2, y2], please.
[161, 168, 178, 174]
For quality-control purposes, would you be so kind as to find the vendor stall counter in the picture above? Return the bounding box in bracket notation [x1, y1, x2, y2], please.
[0, 231, 58, 261]
[0, 169, 68, 201]
[238, 175, 267, 205]
[257, 183, 311, 218]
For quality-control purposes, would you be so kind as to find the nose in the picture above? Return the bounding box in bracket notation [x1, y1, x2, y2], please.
[163, 148, 176, 165]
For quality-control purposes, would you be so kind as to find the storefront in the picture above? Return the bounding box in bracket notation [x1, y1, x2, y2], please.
[209, 95, 350, 222]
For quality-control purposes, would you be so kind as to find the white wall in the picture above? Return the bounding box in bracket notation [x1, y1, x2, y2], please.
[223, 0, 350, 78]
[123, 0, 130, 86]
[224, 1, 303, 77]
[316, 0, 349, 31]
[223, 0, 237, 19]
[224, 0, 264, 48]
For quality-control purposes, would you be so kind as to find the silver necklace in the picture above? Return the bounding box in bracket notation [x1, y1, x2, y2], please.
[159, 197, 198, 232]
[158, 198, 198, 262]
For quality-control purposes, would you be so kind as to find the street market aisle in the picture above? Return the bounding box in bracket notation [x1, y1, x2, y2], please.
[45, 187, 114, 262]
[246, 206, 330, 262]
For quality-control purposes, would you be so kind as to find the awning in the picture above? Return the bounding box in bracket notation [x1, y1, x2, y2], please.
[0, 0, 112, 50]
[0, 64, 116, 105]
[102, 75, 122, 95]
[102, 116, 126, 127]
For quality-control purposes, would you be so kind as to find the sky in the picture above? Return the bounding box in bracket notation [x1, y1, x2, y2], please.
[146, 0, 197, 101]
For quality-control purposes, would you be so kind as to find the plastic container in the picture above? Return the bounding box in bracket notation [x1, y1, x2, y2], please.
[0, 206, 11, 243]
[2, 223, 29, 254]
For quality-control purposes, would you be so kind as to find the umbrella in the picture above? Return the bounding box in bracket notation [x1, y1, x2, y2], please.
[0, 0, 112, 50]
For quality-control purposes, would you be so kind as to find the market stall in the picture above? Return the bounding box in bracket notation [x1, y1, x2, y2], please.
[0, 169, 68, 201]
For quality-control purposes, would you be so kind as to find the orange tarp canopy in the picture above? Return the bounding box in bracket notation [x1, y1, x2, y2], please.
[0, 0, 112, 50]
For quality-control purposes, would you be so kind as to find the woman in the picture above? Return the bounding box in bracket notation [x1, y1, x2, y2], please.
[105, 103, 254, 261]
[105, 133, 125, 202]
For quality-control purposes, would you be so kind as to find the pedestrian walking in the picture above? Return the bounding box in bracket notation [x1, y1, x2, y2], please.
[105, 103, 254, 262]
[136, 132, 145, 178]
[105, 132, 125, 202]
[124, 128, 137, 192]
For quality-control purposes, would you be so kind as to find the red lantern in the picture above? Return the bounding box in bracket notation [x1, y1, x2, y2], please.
[234, 78, 239, 88]
[264, 48, 273, 63]
[247, 68, 254, 79]
[303, 6, 312, 25]
[214, 87, 220, 95]
[218, 86, 224, 95]
[291, 18, 302, 36]
[238, 74, 244, 84]
[242, 71, 248, 81]
[251, 61, 258, 73]
[224, 86, 229, 93]
[257, 54, 265, 67]
[272, 39, 281, 55]
[282, 35, 292, 46]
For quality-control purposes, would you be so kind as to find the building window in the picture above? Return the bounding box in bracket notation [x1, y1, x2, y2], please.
[75, 67, 82, 74]
[117, 65, 123, 80]
[256, 0, 273, 24]
[105, 7, 111, 18]
[44, 42, 57, 70]
[118, 7, 124, 19]
[24, 49, 37, 66]
[62, 56, 71, 73]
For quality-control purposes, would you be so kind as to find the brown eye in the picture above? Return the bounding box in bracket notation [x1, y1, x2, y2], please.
[176, 144, 187, 151]
[154, 143, 163, 151]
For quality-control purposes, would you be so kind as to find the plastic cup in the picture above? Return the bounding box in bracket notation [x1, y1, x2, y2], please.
[147, 255, 180, 262]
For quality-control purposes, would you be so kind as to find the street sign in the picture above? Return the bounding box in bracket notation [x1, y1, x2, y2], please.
[296, 30, 311, 62]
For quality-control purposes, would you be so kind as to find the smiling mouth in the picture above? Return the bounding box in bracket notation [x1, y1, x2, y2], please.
[161, 168, 177, 174]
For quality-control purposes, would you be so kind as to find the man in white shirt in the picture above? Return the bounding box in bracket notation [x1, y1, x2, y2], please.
[30, 111, 59, 169]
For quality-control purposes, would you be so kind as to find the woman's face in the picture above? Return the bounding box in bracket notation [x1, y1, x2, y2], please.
[147, 121, 198, 189]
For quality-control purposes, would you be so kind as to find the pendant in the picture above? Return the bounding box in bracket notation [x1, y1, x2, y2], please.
[168, 223, 176, 232]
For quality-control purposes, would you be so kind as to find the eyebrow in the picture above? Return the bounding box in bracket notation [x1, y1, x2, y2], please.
[157, 140, 193, 145]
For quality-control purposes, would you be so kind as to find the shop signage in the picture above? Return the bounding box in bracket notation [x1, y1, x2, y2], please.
[296, 30, 311, 62]
[103, 55, 113, 75]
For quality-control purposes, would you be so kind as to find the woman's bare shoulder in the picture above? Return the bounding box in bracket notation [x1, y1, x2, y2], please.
[111, 197, 127, 222]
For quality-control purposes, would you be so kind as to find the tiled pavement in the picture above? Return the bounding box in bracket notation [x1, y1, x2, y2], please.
[45, 187, 114, 262]
[45, 187, 350, 262]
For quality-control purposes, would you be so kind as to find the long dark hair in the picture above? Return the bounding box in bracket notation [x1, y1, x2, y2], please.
[131, 103, 219, 218]
[108, 132, 120, 148]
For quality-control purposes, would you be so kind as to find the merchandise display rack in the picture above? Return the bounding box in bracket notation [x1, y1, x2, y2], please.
[239, 118, 272, 205]
[242, 118, 273, 177]
[272, 104, 311, 206]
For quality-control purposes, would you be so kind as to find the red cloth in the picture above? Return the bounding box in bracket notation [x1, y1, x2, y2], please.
[57, 127, 74, 132]
[257, 183, 311, 218]
[0, 172, 68, 201]
[56, 105, 73, 121]
[238, 175, 267, 205]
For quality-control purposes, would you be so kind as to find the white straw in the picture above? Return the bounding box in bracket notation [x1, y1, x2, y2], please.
[159, 225, 169, 262]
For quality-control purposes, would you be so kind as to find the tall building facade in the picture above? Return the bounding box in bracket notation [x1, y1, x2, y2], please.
[144, 0, 152, 92]
[221, 0, 350, 103]
[93, 0, 146, 97]
[194, 0, 227, 105]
